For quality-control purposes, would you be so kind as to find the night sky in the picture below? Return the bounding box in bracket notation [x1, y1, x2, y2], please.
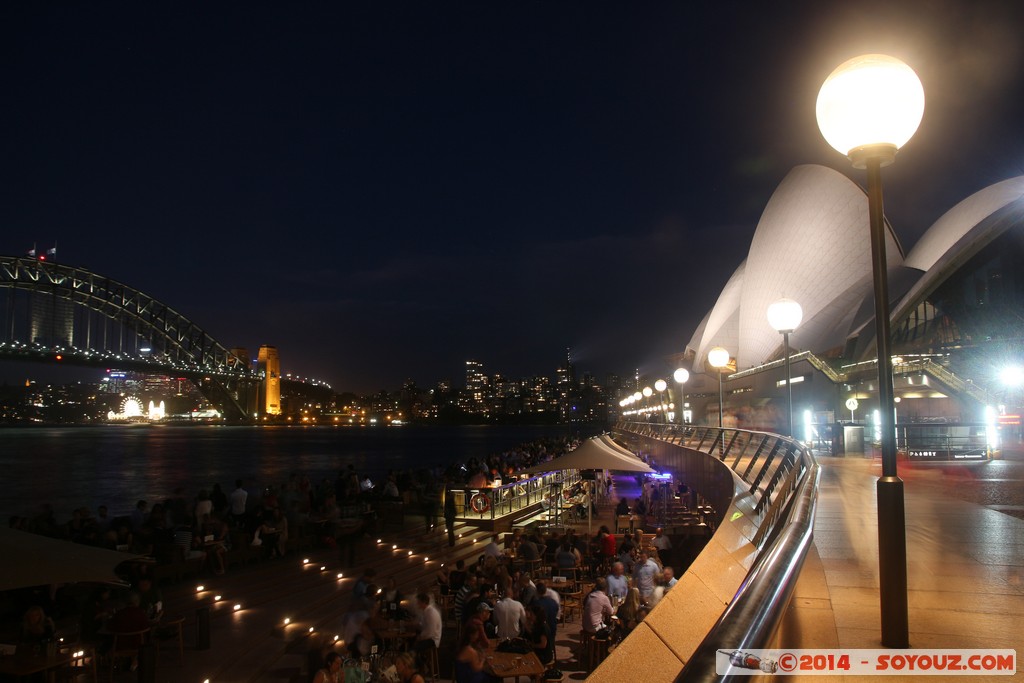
[3, 2, 1023, 393]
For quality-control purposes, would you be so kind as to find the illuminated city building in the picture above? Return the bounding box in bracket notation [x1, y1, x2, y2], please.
[257, 345, 282, 416]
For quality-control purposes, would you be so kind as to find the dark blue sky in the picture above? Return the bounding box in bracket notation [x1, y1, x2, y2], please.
[3, 2, 1023, 392]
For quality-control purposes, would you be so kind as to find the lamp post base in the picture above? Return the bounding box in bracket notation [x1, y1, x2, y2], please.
[877, 475, 909, 648]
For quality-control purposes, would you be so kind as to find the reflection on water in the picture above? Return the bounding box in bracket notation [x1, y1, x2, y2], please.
[1, 424, 583, 517]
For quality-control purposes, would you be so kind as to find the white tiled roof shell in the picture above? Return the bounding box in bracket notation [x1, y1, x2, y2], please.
[688, 261, 744, 373]
[892, 175, 1024, 323]
[734, 165, 903, 369]
[903, 176, 1024, 272]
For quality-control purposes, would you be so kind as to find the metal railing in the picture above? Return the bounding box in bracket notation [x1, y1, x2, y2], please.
[616, 421, 819, 681]
[449, 470, 580, 521]
[621, 422, 814, 548]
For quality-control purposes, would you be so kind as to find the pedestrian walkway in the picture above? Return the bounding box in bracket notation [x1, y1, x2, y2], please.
[777, 445, 1024, 679]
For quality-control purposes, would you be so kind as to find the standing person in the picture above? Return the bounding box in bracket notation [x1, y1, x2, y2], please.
[444, 484, 457, 547]
[230, 479, 248, 527]
[633, 551, 660, 602]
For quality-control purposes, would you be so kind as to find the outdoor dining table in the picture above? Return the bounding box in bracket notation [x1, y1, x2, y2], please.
[0, 649, 74, 681]
[484, 641, 546, 682]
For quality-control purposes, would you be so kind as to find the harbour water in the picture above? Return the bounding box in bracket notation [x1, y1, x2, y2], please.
[1, 423, 591, 519]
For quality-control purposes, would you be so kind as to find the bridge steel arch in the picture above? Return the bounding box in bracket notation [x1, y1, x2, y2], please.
[1, 256, 257, 420]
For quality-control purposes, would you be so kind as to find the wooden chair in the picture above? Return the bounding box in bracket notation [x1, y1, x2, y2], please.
[108, 627, 150, 681]
[153, 615, 185, 666]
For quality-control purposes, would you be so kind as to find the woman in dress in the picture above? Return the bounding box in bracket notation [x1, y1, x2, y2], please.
[313, 651, 343, 683]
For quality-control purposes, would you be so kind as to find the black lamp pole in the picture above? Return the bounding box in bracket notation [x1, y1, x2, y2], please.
[862, 149, 909, 648]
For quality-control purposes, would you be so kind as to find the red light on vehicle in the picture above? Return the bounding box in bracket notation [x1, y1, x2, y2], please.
[55, 354, 63, 361]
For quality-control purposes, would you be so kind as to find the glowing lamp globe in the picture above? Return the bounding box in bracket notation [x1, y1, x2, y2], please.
[654, 379, 667, 392]
[816, 54, 924, 167]
[708, 347, 730, 370]
[633, 392, 642, 402]
[767, 298, 803, 333]
[673, 368, 689, 384]
[642, 386, 653, 398]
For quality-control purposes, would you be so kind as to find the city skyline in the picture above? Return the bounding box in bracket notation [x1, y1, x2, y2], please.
[3, 2, 1024, 393]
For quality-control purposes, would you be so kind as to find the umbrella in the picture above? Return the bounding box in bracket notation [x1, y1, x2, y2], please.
[517, 435, 655, 536]
[0, 527, 142, 590]
[517, 435, 655, 475]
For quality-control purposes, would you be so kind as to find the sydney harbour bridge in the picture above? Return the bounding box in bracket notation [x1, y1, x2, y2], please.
[1, 255, 276, 421]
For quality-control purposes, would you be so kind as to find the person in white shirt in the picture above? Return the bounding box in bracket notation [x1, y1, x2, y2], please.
[483, 534, 503, 559]
[230, 479, 248, 523]
[663, 566, 678, 589]
[414, 592, 443, 664]
[493, 584, 526, 640]
[651, 527, 672, 552]
[606, 561, 629, 600]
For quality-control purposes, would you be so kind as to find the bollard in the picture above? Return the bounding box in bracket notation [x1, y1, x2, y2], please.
[196, 606, 211, 650]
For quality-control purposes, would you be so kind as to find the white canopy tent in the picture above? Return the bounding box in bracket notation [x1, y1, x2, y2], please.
[517, 435, 655, 475]
[517, 435, 655, 536]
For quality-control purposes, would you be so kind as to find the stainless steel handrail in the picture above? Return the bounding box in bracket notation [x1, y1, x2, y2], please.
[616, 421, 819, 681]
[679, 456, 819, 681]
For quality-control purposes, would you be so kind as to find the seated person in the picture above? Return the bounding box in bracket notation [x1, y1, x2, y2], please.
[107, 592, 151, 650]
[582, 578, 613, 638]
[615, 498, 630, 516]
[453, 625, 489, 683]
[525, 603, 553, 666]
[448, 559, 468, 593]
[135, 576, 164, 622]
[394, 652, 426, 683]
[313, 651, 343, 683]
[555, 541, 578, 569]
[19, 605, 56, 645]
[379, 576, 406, 621]
[616, 587, 643, 634]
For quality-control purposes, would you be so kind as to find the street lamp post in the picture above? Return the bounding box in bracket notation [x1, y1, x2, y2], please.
[642, 386, 653, 420]
[817, 53, 924, 648]
[654, 379, 668, 423]
[673, 367, 689, 426]
[707, 347, 730, 429]
[767, 298, 803, 438]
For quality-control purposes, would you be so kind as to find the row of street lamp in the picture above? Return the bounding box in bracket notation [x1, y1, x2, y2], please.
[625, 297, 803, 433]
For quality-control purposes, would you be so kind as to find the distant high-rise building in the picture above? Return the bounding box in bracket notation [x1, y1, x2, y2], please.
[463, 360, 488, 414]
[257, 345, 281, 416]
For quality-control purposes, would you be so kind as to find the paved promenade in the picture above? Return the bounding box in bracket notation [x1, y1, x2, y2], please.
[779, 444, 1024, 681]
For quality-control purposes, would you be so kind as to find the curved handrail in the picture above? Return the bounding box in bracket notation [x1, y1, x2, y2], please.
[615, 421, 819, 681]
[679, 454, 819, 681]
